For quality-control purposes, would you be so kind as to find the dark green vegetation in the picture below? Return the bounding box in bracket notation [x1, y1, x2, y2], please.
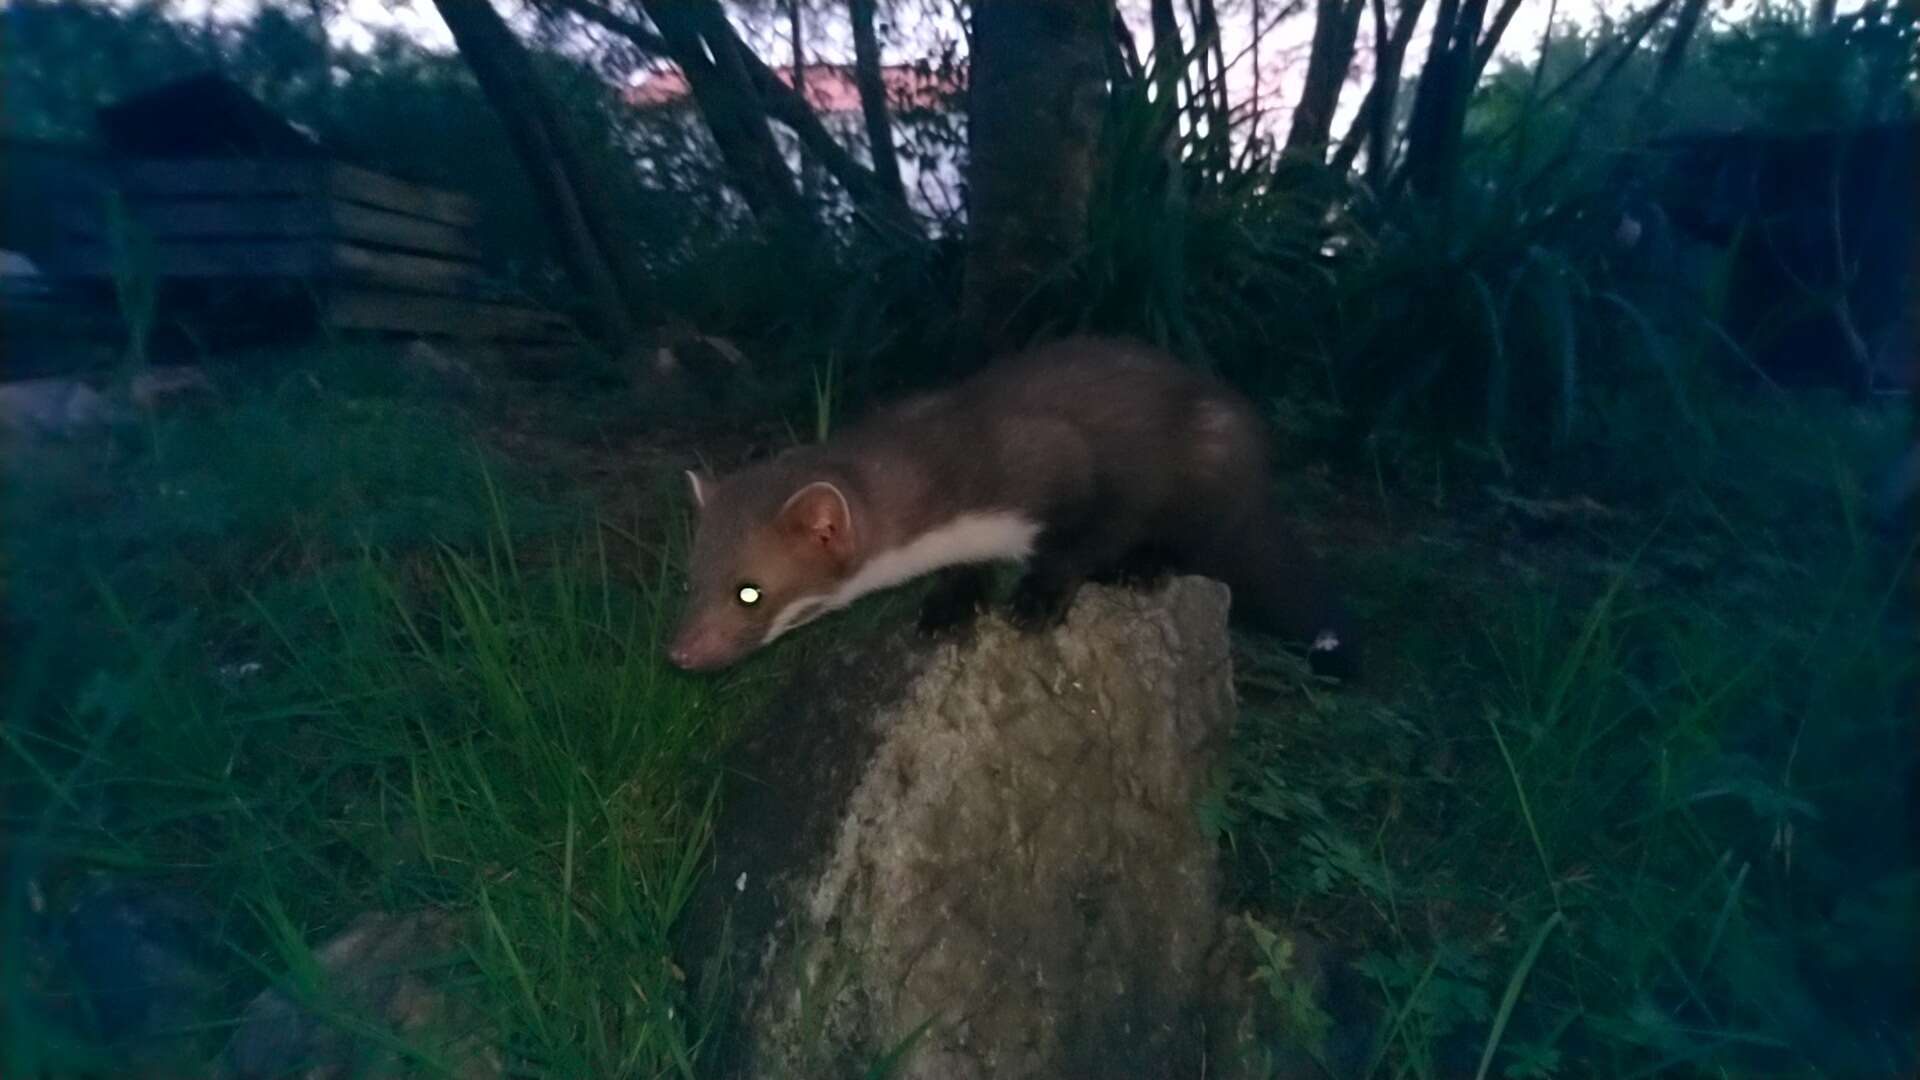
[1219, 394, 1914, 1077]
[3, 1, 1915, 1077]
[1, 352, 786, 1075]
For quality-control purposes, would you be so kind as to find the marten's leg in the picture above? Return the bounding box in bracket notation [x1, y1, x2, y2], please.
[1006, 511, 1145, 631]
[1087, 545, 1175, 589]
[917, 564, 997, 637]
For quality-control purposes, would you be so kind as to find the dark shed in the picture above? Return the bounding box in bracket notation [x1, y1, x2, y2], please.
[22, 72, 571, 353]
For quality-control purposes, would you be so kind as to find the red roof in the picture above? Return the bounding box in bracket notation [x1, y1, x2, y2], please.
[626, 63, 960, 113]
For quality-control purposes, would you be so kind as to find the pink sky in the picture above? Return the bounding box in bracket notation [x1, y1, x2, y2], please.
[146, 0, 1788, 136]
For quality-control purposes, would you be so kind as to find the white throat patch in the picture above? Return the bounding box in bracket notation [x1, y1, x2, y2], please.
[761, 511, 1041, 645]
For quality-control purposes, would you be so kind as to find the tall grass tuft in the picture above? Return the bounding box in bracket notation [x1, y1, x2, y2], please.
[1215, 392, 1916, 1076]
[3, 501, 767, 1076]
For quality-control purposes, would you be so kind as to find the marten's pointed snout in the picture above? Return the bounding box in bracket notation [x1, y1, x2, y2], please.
[667, 623, 730, 671]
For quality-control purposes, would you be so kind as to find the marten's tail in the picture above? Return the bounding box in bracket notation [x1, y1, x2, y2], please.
[1193, 501, 1359, 679]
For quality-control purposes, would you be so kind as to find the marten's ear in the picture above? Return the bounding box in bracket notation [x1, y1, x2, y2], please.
[685, 469, 715, 510]
[776, 481, 856, 559]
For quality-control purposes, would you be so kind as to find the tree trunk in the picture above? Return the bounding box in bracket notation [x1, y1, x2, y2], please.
[1194, 0, 1232, 177]
[305, 0, 333, 123]
[1285, 0, 1367, 163]
[956, 0, 1109, 363]
[1145, 0, 1187, 186]
[1328, 0, 1426, 182]
[1467, 0, 1527, 89]
[1648, 0, 1711, 102]
[1108, 9, 1145, 82]
[1397, 0, 1491, 200]
[539, 0, 919, 234]
[639, 0, 805, 225]
[1148, 0, 1186, 115]
[788, 0, 816, 203]
[848, 0, 907, 206]
[431, 0, 643, 355]
[1250, 0, 1264, 145]
[1396, 0, 1459, 197]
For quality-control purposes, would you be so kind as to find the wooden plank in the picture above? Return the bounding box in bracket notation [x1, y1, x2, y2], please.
[57, 198, 315, 240]
[49, 241, 477, 291]
[53, 197, 479, 259]
[40, 239, 329, 279]
[42, 238, 487, 296]
[109, 159, 478, 228]
[325, 163, 478, 227]
[0, 291, 123, 341]
[45, 234, 506, 303]
[323, 289, 573, 341]
[329, 243, 481, 295]
[113, 159, 324, 198]
[328, 202, 478, 259]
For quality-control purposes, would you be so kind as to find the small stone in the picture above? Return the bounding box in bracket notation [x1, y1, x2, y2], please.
[62, 880, 221, 1048]
[223, 910, 497, 1080]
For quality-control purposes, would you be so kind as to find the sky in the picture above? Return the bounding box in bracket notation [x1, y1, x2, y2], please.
[139, 0, 1789, 134]
[151, 0, 1642, 65]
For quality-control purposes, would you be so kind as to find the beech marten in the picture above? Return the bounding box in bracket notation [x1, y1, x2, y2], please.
[668, 336, 1357, 677]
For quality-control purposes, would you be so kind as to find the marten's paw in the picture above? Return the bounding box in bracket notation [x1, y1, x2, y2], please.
[1088, 555, 1172, 591]
[1305, 628, 1361, 682]
[916, 593, 983, 639]
[917, 566, 992, 639]
[1006, 575, 1075, 633]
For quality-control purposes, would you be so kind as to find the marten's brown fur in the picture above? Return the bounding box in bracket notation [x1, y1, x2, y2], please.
[669, 336, 1356, 676]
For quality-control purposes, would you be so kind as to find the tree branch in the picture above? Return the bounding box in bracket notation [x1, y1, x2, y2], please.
[539, 0, 921, 236]
[1468, 0, 1528, 85]
[1534, 0, 1679, 110]
[1330, 0, 1426, 179]
[433, 0, 645, 353]
[534, 0, 665, 54]
[850, 0, 907, 204]
[1285, 0, 1367, 161]
[640, 0, 801, 222]
[726, 21, 923, 235]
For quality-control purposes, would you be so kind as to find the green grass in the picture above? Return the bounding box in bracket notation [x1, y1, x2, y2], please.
[6, 3, 1913, 1074]
[3, 519, 772, 1076]
[0, 347, 740, 1075]
[0, 346, 903, 1077]
[2, 338, 1911, 1079]
[1214, 394, 1916, 1078]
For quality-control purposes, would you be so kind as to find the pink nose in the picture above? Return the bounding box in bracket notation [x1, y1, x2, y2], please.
[667, 628, 724, 671]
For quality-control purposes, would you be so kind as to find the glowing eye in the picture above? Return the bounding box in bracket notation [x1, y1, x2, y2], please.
[736, 584, 761, 606]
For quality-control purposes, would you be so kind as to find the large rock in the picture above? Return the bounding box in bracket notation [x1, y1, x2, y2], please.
[693, 577, 1242, 1079]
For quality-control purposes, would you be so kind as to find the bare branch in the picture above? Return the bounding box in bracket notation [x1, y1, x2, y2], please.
[539, 0, 920, 236]
[850, 0, 907, 204]
[1468, 0, 1527, 85]
[1285, 0, 1367, 161]
[723, 19, 923, 235]
[1648, 0, 1710, 99]
[433, 0, 645, 352]
[1331, 0, 1426, 179]
[533, 0, 666, 54]
[1534, 0, 1679, 110]
[1109, 9, 1145, 82]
